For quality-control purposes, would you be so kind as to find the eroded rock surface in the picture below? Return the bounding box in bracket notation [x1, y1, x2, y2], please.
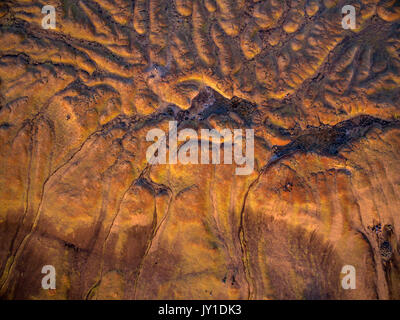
[0, 0, 400, 299]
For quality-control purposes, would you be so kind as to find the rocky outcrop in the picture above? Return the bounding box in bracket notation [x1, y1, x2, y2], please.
[0, 0, 400, 299]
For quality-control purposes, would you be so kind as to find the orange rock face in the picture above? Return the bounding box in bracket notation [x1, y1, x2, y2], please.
[0, 0, 400, 300]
